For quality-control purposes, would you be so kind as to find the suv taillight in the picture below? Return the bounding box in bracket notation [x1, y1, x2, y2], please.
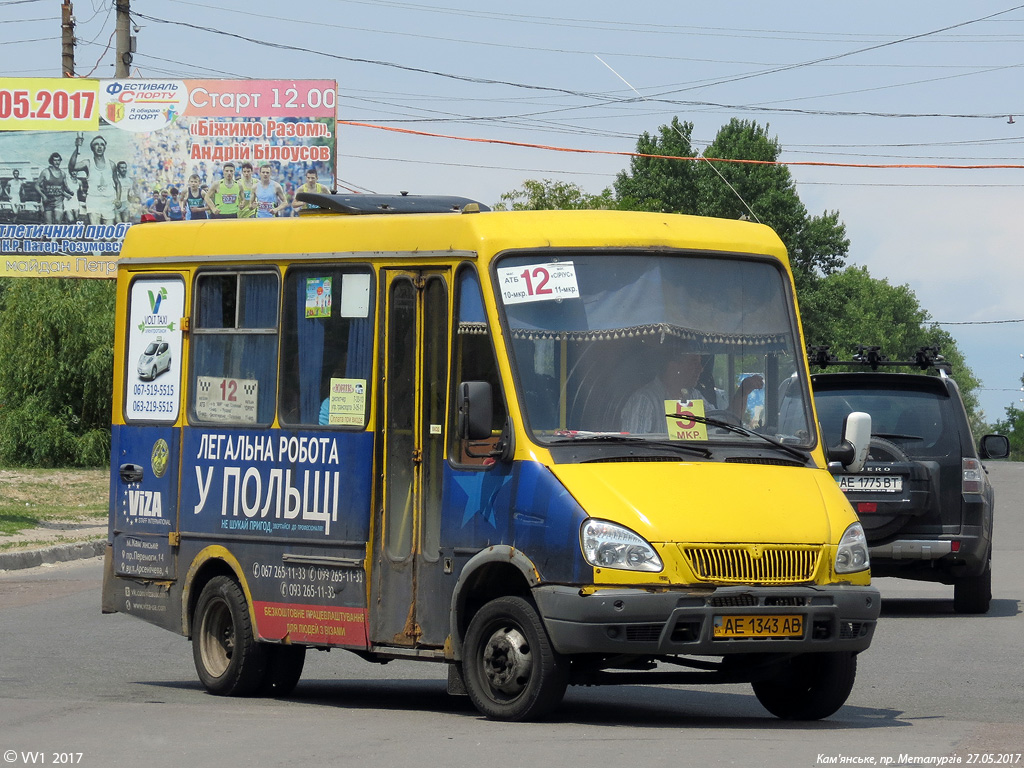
[962, 458, 984, 494]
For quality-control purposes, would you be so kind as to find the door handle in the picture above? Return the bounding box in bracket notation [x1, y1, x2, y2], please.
[119, 463, 144, 484]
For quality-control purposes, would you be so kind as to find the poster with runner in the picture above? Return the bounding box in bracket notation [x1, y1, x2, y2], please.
[0, 78, 338, 278]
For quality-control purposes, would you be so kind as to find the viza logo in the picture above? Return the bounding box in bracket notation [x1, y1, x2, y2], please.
[128, 490, 163, 518]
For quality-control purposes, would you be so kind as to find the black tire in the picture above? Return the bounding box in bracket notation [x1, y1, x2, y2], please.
[954, 554, 992, 614]
[259, 645, 306, 696]
[752, 652, 857, 720]
[192, 576, 268, 696]
[462, 596, 568, 721]
[866, 437, 910, 463]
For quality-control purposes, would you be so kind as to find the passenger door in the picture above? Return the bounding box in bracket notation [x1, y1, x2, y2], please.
[112, 276, 186, 585]
[370, 269, 450, 647]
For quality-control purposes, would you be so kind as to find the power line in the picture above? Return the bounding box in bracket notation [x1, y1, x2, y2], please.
[340, 120, 1024, 170]
[933, 319, 1024, 325]
[647, 4, 1024, 97]
[130, 11, 1024, 122]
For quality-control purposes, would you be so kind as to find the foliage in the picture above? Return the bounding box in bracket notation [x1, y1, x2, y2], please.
[493, 179, 614, 211]
[495, 116, 984, 423]
[0, 278, 115, 467]
[613, 117, 700, 213]
[613, 117, 850, 291]
[800, 265, 981, 415]
[991, 405, 1024, 461]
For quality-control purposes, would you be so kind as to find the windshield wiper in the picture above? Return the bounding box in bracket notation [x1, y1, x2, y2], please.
[663, 413, 812, 463]
[549, 431, 712, 458]
[873, 432, 922, 441]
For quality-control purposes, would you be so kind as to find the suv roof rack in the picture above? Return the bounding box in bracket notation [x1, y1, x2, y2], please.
[807, 344, 952, 374]
[293, 192, 490, 215]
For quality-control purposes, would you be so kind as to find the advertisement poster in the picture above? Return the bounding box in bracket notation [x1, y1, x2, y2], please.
[327, 378, 367, 426]
[0, 78, 338, 278]
[125, 277, 185, 422]
[305, 276, 332, 318]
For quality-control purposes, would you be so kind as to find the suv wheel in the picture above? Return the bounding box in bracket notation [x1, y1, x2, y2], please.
[867, 437, 909, 463]
[953, 553, 992, 615]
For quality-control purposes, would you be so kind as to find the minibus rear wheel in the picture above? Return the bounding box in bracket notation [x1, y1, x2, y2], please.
[751, 651, 857, 720]
[192, 575, 268, 696]
[462, 595, 568, 721]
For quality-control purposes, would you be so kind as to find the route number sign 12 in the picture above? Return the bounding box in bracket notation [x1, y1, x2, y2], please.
[497, 262, 580, 305]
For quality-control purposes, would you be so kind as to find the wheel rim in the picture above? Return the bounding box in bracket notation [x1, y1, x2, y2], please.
[480, 623, 533, 698]
[199, 598, 234, 678]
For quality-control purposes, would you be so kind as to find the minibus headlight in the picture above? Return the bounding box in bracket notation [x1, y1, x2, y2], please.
[835, 522, 870, 574]
[580, 519, 663, 573]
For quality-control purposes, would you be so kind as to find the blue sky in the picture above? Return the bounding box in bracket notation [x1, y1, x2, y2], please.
[7, 0, 1024, 423]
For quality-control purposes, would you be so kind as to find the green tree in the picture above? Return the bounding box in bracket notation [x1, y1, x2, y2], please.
[613, 117, 849, 291]
[493, 179, 613, 211]
[0, 278, 115, 467]
[800, 265, 982, 418]
[613, 116, 699, 213]
[992, 404, 1024, 461]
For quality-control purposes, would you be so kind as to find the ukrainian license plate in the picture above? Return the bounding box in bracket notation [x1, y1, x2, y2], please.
[837, 475, 903, 493]
[713, 614, 803, 639]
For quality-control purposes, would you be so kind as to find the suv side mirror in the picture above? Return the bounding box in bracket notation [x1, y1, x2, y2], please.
[828, 411, 872, 472]
[979, 434, 1010, 460]
[458, 381, 493, 441]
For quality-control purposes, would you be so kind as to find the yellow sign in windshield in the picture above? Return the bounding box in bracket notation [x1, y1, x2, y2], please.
[665, 398, 708, 441]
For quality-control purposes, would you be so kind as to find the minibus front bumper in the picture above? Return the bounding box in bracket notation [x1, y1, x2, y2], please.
[533, 583, 880, 656]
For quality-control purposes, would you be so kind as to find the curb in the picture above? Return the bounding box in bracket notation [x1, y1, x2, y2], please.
[0, 538, 106, 572]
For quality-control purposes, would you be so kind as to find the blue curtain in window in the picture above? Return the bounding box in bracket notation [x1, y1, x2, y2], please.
[458, 270, 486, 323]
[346, 316, 373, 382]
[197, 277, 225, 328]
[242, 274, 279, 422]
[295, 278, 325, 423]
[242, 273, 279, 329]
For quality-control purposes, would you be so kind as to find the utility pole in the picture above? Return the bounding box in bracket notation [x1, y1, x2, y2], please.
[114, 0, 133, 78]
[61, 0, 75, 77]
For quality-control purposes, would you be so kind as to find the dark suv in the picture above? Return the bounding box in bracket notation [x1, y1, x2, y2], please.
[809, 347, 1009, 614]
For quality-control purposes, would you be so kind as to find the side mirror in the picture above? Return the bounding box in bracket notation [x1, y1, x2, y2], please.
[828, 411, 872, 472]
[979, 434, 1010, 460]
[458, 381, 493, 441]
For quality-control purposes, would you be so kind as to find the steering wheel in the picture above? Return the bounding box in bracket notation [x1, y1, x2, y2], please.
[706, 409, 742, 427]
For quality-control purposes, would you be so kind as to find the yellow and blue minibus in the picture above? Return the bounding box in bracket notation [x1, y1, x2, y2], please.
[102, 193, 878, 721]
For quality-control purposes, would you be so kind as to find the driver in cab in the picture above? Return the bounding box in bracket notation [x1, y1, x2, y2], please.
[620, 342, 763, 435]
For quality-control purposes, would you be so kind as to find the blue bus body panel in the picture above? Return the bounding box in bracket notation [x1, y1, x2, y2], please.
[442, 460, 592, 584]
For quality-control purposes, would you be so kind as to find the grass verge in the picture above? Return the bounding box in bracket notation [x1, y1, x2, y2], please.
[0, 467, 108, 551]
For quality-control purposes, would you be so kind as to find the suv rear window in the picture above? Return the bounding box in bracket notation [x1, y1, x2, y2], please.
[814, 385, 957, 459]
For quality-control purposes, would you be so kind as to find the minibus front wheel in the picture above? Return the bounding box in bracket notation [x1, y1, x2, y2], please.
[192, 575, 268, 696]
[751, 651, 857, 720]
[462, 596, 568, 721]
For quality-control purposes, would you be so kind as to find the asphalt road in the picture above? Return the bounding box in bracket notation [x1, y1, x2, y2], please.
[1, 463, 1021, 768]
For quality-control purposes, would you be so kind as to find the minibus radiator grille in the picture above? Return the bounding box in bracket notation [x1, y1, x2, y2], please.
[680, 545, 821, 584]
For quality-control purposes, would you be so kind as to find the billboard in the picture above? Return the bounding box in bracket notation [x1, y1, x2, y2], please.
[0, 78, 338, 278]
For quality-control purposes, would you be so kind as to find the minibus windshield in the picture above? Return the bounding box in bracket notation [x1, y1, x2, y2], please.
[496, 251, 815, 450]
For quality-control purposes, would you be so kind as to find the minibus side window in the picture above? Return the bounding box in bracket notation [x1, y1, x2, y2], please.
[191, 271, 279, 425]
[449, 266, 507, 466]
[278, 266, 375, 427]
